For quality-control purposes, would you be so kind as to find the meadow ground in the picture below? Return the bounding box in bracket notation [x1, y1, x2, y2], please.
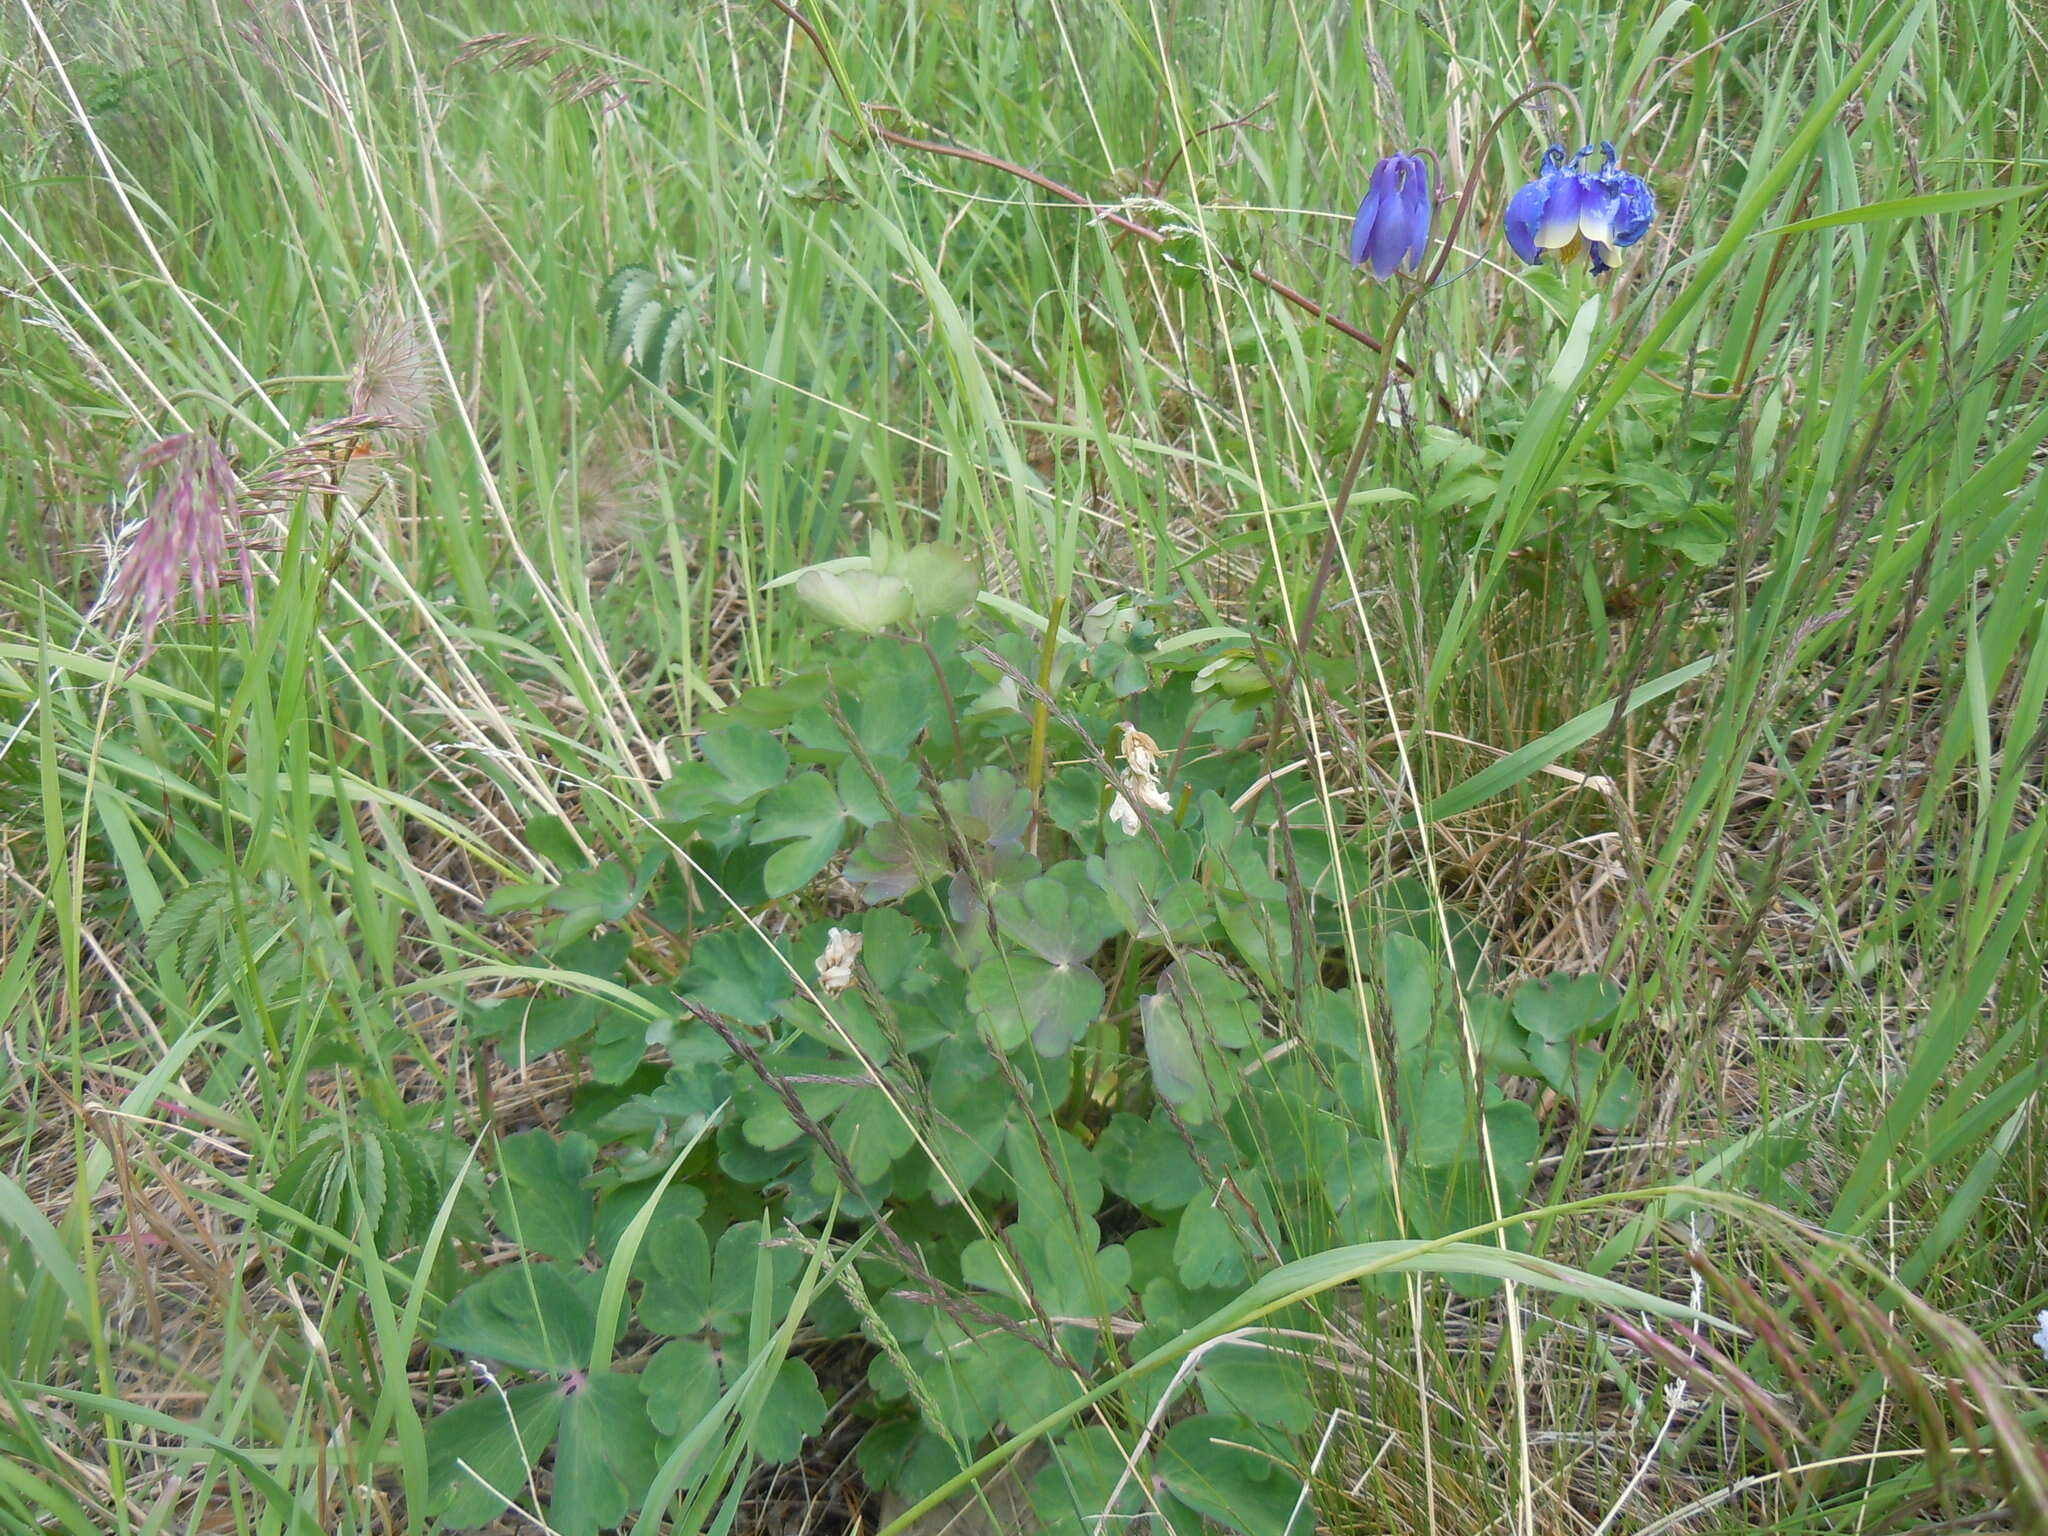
[3, 1, 2047, 1533]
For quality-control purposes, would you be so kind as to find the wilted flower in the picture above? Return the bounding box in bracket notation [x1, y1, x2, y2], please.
[1504, 142, 1657, 275]
[1349, 152, 1433, 280]
[1119, 723, 1163, 783]
[815, 927, 862, 997]
[2034, 1310, 2048, 1363]
[99, 433, 255, 654]
[1106, 722, 1174, 835]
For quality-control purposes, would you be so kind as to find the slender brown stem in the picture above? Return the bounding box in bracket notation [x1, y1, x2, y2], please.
[1147, 96, 1275, 201]
[869, 123, 1400, 359]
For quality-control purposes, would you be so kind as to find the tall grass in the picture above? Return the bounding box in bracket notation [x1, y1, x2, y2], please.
[2, 0, 2045, 1532]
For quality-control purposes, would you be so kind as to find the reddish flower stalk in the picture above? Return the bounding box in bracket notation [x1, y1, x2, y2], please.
[101, 433, 256, 654]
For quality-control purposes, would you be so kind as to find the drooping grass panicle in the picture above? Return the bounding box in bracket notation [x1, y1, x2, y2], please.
[97, 431, 255, 654]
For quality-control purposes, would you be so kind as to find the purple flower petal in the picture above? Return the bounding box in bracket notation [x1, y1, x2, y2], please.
[1349, 184, 1386, 267]
[1504, 174, 1552, 264]
[1398, 154, 1432, 272]
[1534, 172, 1590, 251]
[1351, 154, 1433, 279]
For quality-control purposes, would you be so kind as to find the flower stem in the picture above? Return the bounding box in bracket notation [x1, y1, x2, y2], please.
[1288, 81, 1580, 660]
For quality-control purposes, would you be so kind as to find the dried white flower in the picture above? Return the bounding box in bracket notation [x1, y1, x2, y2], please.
[816, 927, 862, 996]
[2034, 1310, 2048, 1364]
[1118, 723, 1163, 782]
[1105, 723, 1173, 835]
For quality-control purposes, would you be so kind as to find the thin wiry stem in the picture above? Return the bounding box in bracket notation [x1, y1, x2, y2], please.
[1290, 81, 1581, 657]
[764, 0, 1421, 367]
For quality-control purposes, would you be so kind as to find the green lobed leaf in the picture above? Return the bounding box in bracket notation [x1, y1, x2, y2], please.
[748, 1356, 828, 1463]
[1142, 989, 1238, 1124]
[1158, 1414, 1297, 1536]
[436, 1263, 600, 1375]
[550, 1373, 661, 1536]
[642, 1337, 721, 1438]
[492, 1131, 596, 1262]
[1512, 972, 1623, 1044]
[424, 1379, 564, 1530]
[968, 951, 1104, 1056]
[698, 725, 790, 806]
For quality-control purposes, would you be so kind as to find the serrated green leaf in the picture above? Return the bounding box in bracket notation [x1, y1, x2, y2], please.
[650, 306, 696, 392]
[623, 297, 668, 374]
[355, 1132, 388, 1250]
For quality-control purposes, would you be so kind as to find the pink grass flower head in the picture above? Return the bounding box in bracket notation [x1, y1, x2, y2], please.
[101, 433, 255, 654]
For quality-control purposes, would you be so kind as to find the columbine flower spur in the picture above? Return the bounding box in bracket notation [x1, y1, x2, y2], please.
[1505, 141, 1657, 275]
[1349, 152, 1433, 280]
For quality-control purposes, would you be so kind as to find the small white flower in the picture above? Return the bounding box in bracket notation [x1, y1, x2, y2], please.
[816, 927, 862, 996]
[2033, 1310, 2048, 1364]
[1107, 793, 1141, 837]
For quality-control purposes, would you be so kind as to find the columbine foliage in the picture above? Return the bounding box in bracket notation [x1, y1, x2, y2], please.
[380, 600, 1645, 1534]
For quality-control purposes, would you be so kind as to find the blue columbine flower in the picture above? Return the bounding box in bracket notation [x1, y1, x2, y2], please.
[1505, 142, 1657, 275]
[1349, 153, 1432, 280]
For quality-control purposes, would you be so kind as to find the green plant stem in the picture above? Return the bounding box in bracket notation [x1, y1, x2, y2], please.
[1292, 289, 1421, 655]
[1026, 595, 1065, 841]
